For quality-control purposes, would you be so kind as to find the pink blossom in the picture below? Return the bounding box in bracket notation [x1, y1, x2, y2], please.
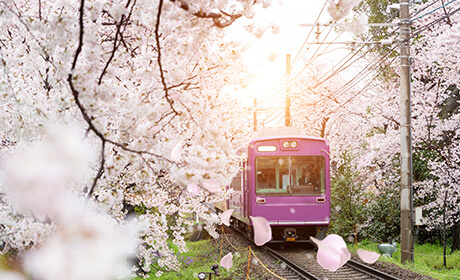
[310, 234, 351, 271]
[357, 249, 380, 264]
[250, 216, 272, 246]
[220, 252, 233, 271]
[220, 209, 235, 226]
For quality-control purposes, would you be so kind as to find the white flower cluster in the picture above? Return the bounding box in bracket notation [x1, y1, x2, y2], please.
[1, 0, 262, 277]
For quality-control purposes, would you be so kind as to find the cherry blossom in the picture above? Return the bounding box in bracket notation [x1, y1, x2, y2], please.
[250, 216, 272, 246]
[310, 234, 351, 272]
[220, 252, 233, 271]
[356, 249, 380, 264]
[220, 209, 235, 226]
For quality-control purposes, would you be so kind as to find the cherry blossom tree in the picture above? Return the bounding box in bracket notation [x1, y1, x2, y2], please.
[343, 0, 460, 251]
[0, 0, 272, 277]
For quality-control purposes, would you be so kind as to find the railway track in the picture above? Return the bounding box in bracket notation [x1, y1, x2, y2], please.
[275, 248, 401, 280]
[225, 225, 401, 280]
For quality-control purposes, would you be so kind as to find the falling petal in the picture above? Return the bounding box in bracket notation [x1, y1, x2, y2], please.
[357, 249, 380, 264]
[311, 234, 351, 271]
[203, 179, 221, 193]
[250, 216, 272, 246]
[170, 91, 181, 100]
[289, 208, 296, 214]
[221, 209, 235, 226]
[220, 253, 233, 271]
[187, 183, 200, 196]
[171, 140, 183, 161]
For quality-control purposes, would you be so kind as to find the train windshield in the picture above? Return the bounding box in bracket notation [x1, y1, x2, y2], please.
[255, 156, 325, 196]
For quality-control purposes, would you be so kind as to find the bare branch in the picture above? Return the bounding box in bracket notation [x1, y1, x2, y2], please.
[98, 0, 137, 84]
[67, 0, 175, 197]
[170, 0, 242, 28]
[155, 0, 180, 115]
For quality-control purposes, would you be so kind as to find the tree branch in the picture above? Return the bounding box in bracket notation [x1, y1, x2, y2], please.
[67, 0, 174, 197]
[171, 0, 242, 28]
[155, 0, 180, 115]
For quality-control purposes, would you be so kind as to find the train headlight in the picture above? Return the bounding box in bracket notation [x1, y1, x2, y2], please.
[282, 141, 298, 148]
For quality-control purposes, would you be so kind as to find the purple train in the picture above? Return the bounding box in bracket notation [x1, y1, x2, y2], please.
[217, 129, 331, 243]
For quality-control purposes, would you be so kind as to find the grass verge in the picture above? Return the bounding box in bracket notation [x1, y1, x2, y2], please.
[134, 237, 273, 280]
[348, 240, 460, 280]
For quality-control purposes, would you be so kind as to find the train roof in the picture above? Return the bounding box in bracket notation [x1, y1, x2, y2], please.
[249, 135, 328, 144]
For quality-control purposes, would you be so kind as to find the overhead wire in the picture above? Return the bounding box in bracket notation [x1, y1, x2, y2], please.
[291, 1, 328, 67]
[308, 14, 400, 91]
[259, 0, 455, 127]
[411, 0, 458, 22]
[411, 6, 460, 37]
[312, 0, 460, 115]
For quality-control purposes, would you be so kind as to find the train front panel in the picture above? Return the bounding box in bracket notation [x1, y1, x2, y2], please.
[247, 136, 331, 242]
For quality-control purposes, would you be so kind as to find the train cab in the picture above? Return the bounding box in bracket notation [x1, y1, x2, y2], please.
[222, 128, 331, 243]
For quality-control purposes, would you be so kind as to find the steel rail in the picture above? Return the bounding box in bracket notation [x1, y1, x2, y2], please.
[264, 246, 322, 280]
[346, 259, 401, 280]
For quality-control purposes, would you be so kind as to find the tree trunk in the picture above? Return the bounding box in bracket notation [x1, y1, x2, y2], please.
[442, 190, 448, 268]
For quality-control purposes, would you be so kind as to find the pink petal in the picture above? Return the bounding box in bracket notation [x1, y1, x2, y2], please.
[170, 91, 181, 101]
[220, 252, 233, 271]
[250, 216, 272, 246]
[221, 209, 235, 226]
[203, 179, 221, 193]
[357, 249, 380, 264]
[311, 234, 351, 271]
[170, 140, 183, 161]
[186, 183, 200, 196]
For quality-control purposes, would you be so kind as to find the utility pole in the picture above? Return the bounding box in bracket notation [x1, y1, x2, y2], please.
[299, 0, 415, 263]
[285, 54, 291, 127]
[399, 0, 414, 263]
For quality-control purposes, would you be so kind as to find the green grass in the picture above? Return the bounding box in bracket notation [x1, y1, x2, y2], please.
[348, 240, 460, 280]
[133, 238, 273, 280]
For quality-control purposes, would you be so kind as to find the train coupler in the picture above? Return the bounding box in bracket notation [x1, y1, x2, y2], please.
[283, 228, 297, 242]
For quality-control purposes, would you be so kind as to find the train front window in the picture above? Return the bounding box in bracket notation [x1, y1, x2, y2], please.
[255, 156, 325, 196]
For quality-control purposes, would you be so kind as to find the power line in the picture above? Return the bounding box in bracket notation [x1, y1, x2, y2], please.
[291, 1, 328, 67]
[411, 0, 458, 22]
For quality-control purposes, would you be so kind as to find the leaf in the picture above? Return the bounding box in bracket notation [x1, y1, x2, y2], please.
[220, 209, 235, 226]
[170, 140, 183, 161]
[357, 249, 380, 264]
[220, 252, 233, 271]
[249, 216, 272, 246]
[310, 234, 351, 271]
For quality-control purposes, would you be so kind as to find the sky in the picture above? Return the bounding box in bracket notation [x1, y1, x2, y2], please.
[225, 0, 355, 126]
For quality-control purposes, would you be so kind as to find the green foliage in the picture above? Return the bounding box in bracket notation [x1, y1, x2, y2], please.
[134, 238, 273, 279]
[347, 239, 460, 280]
[330, 151, 367, 236]
[363, 186, 400, 243]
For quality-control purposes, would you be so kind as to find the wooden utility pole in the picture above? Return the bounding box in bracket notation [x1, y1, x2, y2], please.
[299, 1, 415, 263]
[399, 0, 414, 263]
[285, 54, 291, 127]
